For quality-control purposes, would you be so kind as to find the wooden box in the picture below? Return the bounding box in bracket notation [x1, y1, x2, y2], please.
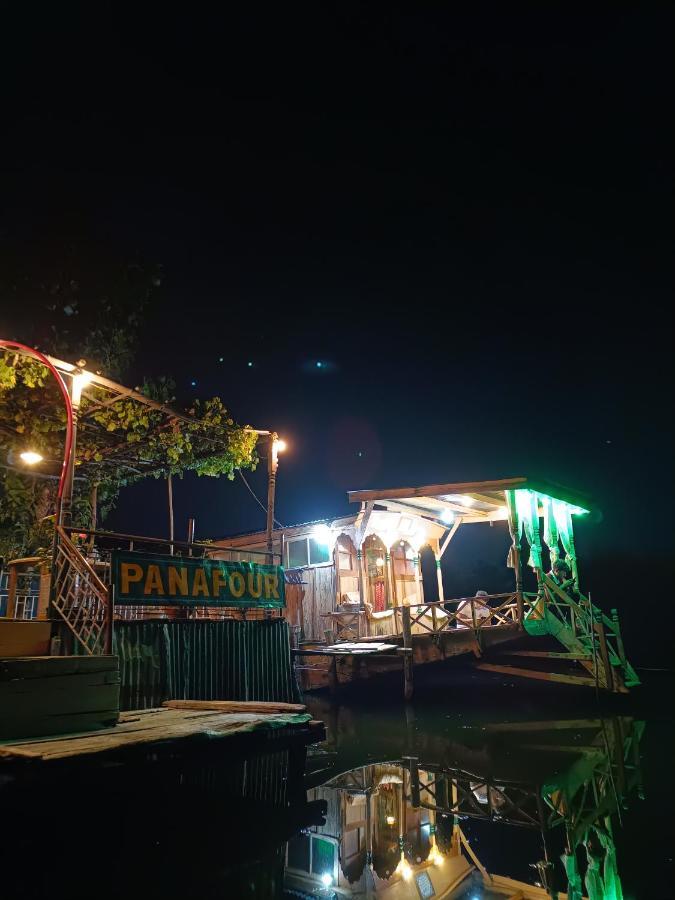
[0, 655, 120, 741]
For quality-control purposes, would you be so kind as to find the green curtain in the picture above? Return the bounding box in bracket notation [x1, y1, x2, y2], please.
[515, 489, 543, 570]
[562, 851, 583, 900]
[553, 499, 579, 582]
[542, 494, 560, 568]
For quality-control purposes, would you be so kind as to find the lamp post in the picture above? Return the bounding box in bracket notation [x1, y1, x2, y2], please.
[265, 433, 286, 562]
[0, 340, 74, 526]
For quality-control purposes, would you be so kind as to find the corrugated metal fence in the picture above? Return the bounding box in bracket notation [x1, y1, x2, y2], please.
[114, 618, 301, 710]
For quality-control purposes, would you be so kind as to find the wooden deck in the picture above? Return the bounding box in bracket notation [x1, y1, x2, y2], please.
[0, 700, 324, 762]
[293, 622, 522, 693]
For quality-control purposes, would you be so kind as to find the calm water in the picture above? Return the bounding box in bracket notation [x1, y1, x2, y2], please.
[0, 669, 671, 899]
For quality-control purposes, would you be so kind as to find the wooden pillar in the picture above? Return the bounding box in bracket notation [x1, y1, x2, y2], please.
[402, 605, 414, 700]
[37, 563, 50, 619]
[6, 563, 18, 618]
[407, 757, 421, 809]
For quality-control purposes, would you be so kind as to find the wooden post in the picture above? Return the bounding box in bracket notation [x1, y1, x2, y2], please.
[402, 605, 414, 700]
[266, 433, 278, 564]
[105, 585, 114, 655]
[407, 756, 421, 809]
[167, 475, 174, 555]
[594, 621, 615, 692]
[6, 564, 18, 619]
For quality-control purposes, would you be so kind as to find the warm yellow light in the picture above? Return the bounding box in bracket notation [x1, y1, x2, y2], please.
[71, 370, 93, 406]
[274, 439, 287, 453]
[375, 557, 385, 567]
[20, 450, 43, 465]
[386, 816, 396, 826]
[396, 856, 413, 881]
[428, 839, 445, 866]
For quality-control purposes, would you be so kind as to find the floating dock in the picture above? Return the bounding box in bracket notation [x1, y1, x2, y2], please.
[0, 700, 324, 762]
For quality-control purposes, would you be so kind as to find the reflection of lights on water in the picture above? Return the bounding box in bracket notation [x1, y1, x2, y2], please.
[320, 873, 333, 887]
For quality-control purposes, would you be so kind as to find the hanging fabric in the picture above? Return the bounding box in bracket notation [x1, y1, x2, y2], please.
[553, 499, 579, 582]
[542, 494, 560, 568]
[505, 489, 521, 569]
[515, 490, 543, 571]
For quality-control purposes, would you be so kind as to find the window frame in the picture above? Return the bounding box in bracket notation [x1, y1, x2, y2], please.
[285, 535, 332, 569]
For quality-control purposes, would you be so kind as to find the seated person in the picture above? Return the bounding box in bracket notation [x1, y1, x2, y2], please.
[549, 559, 576, 589]
[456, 590, 492, 628]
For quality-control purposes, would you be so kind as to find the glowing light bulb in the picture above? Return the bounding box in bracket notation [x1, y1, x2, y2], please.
[386, 816, 396, 826]
[20, 450, 43, 465]
[375, 557, 384, 567]
[320, 873, 333, 887]
[274, 439, 287, 453]
[313, 524, 332, 546]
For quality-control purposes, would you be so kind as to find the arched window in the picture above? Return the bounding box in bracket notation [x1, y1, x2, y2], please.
[335, 534, 359, 606]
[391, 540, 418, 605]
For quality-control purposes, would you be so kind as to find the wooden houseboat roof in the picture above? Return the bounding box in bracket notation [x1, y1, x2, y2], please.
[348, 476, 594, 523]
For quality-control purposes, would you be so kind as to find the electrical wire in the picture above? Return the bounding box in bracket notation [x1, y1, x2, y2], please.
[237, 468, 284, 528]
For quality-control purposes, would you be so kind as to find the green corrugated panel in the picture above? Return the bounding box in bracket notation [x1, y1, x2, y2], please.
[114, 619, 300, 710]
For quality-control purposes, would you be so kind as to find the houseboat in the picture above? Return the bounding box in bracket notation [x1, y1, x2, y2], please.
[214, 476, 638, 695]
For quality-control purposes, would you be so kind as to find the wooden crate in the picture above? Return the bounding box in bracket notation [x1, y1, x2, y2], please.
[0, 655, 120, 741]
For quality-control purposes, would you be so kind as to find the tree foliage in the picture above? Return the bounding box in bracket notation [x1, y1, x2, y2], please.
[0, 269, 258, 559]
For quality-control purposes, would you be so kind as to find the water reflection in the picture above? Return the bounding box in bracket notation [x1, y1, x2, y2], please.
[291, 706, 645, 899]
[0, 702, 651, 899]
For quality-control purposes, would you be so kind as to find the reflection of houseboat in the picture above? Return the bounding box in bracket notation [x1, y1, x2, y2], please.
[216, 477, 638, 695]
[287, 715, 644, 898]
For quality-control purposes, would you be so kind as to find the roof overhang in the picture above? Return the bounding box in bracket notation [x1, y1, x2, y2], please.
[348, 477, 595, 525]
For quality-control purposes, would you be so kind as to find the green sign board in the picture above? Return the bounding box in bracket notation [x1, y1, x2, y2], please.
[111, 550, 285, 608]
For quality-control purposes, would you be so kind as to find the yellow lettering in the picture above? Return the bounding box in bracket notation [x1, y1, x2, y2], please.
[192, 568, 210, 597]
[144, 564, 165, 596]
[246, 572, 262, 598]
[212, 568, 228, 597]
[121, 563, 143, 595]
[264, 574, 280, 599]
[167, 566, 188, 596]
[229, 571, 245, 598]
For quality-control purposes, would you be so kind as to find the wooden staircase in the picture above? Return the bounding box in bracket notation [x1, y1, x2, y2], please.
[479, 576, 639, 692]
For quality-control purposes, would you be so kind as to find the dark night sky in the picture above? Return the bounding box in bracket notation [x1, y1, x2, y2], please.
[1, 8, 672, 555]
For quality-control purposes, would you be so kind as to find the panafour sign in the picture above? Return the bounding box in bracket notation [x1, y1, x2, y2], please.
[111, 551, 285, 608]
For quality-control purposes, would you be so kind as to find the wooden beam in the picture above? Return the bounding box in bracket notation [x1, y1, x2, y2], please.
[496, 650, 593, 661]
[440, 518, 462, 557]
[348, 478, 529, 504]
[474, 663, 599, 688]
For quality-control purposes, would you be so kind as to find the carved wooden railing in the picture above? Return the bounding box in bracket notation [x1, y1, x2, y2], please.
[51, 526, 111, 655]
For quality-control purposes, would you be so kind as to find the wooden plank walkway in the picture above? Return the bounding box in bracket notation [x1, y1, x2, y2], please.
[0, 701, 323, 762]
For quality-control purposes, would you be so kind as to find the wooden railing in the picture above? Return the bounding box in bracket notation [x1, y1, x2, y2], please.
[52, 526, 111, 655]
[390, 592, 522, 637]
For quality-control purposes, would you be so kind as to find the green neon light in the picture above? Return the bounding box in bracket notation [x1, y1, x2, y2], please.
[519, 489, 589, 516]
